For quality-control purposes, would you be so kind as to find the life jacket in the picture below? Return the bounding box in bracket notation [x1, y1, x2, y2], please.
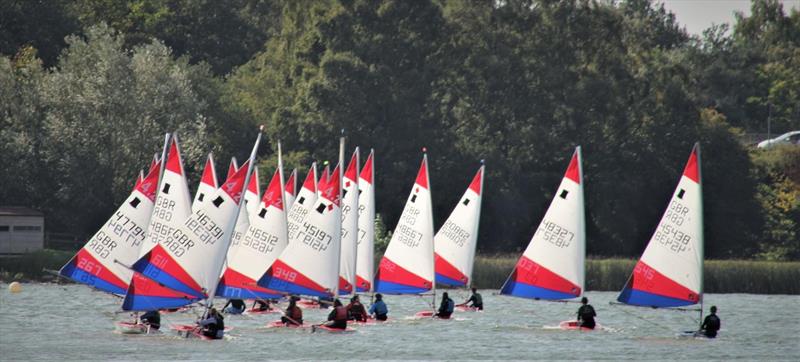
[443, 298, 454, 314]
[334, 306, 348, 321]
[288, 306, 303, 320]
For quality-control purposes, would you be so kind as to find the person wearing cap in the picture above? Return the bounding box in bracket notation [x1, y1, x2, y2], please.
[576, 297, 597, 329]
[346, 295, 368, 322]
[369, 293, 389, 321]
[700, 306, 721, 338]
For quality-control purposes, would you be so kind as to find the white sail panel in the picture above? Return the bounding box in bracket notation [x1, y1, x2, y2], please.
[355, 150, 375, 292]
[434, 165, 484, 287]
[339, 149, 359, 295]
[375, 155, 435, 294]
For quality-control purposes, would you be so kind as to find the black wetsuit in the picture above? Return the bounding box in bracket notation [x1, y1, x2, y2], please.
[701, 314, 721, 338]
[467, 293, 484, 310]
[140, 311, 161, 330]
[577, 304, 596, 329]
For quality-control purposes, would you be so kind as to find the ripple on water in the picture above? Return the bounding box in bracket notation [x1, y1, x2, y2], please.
[1, 284, 799, 360]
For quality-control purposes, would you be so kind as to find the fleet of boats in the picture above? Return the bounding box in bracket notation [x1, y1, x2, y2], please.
[57, 128, 709, 339]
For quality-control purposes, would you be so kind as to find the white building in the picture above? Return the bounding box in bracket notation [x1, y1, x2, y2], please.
[0, 207, 45, 255]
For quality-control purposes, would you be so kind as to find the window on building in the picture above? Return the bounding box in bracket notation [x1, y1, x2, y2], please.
[0, 225, 9, 232]
[13, 225, 42, 232]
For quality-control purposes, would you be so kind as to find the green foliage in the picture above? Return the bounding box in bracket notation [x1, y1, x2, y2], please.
[0, 0, 79, 65]
[2, 0, 800, 260]
[0, 249, 74, 281]
[752, 146, 800, 260]
[68, 0, 282, 75]
[0, 24, 238, 236]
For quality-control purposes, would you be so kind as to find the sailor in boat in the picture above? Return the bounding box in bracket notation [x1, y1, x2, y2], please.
[281, 297, 303, 326]
[325, 299, 349, 330]
[369, 293, 389, 321]
[253, 299, 272, 312]
[140, 310, 161, 331]
[223, 299, 246, 315]
[346, 295, 369, 322]
[436, 292, 455, 319]
[576, 297, 597, 329]
[198, 308, 225, 339]
[700, 306, 721, 338]
[463, 288, 483, 310]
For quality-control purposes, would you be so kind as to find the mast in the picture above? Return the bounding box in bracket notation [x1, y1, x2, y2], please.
[334, 134, 345, 298]
[696, 142, 705, 324]
[425, 149, 436, 312]
[155, 133, 171, 200]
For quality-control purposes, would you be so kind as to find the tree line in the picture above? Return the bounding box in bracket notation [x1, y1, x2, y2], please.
[1, 0, 798, 260]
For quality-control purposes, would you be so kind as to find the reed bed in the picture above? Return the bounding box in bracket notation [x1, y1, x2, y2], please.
[471, 255, 800, 295]
[1, 250, 798, 294]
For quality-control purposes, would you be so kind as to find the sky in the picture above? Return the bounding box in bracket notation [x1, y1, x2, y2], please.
[660, 0, 800, 35]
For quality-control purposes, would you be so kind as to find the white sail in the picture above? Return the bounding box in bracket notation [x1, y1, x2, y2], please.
[374, 154, 435, 294]
[139, 136, 193, 258]
[226, 168, 259, 265]
[355, 150, 375, 292]
[259, 163, 342, 297]
[500, 147, 585, 300]
[339, 149, 359, 295]
[434, 165, 484, 287]
[617, 144, 704, 308]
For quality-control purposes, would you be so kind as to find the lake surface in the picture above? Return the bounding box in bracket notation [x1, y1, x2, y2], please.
[1, 284, 798, 360]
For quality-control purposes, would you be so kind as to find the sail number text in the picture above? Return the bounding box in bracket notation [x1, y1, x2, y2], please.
[537, 220, 575, 248]
[439, 221, 470, 248]
[299, 222, 332, 252]
[243, 228, 279, 254]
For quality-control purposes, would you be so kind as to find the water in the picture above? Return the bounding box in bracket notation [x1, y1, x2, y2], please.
[1, 284, 798, 360]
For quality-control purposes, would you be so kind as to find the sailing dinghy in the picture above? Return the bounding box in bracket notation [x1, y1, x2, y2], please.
[374, 154, 436, 317]
[615, 143, 706, 336]
[434, 164, 484, 312]
[355, 150, 375, 293]
[499, 147, 588, 329]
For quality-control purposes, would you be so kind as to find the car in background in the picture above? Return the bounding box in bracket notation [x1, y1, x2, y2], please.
[757, 130, 800, 149]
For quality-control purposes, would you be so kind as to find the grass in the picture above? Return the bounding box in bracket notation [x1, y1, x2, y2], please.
[472, 255, 800, 295]
[1, 250, 798, 295]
